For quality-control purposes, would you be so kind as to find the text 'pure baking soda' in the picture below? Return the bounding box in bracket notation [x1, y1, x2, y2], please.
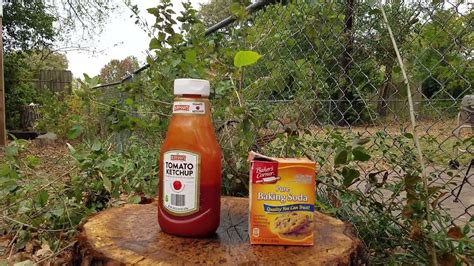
[158, 79, 222, 237]
[248, 151, 316, 245]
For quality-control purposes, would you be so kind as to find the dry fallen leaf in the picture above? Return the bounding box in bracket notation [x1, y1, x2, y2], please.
[438, 252, 456, 266]
[447, 226, 463, 239]
[35, 243, 53, 258]
[24, 242, 34, 253]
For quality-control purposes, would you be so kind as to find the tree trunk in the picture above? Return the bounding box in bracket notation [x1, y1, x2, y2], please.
[335, 0, 355, 125]
[377, 64, 393, 117]
[78, 197, 367, 265]
[20, 104, 40, 130]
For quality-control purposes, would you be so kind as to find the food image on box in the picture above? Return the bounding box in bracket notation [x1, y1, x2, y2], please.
[271, 211, 314, 240]
[248, 151, 316, 246]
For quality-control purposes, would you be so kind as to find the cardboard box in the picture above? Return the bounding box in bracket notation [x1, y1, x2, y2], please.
[248, 151, 316, 246]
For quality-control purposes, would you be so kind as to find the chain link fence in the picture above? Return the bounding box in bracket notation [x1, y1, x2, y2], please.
[240, 1, 473, 247]
[91, 0, 472, 261]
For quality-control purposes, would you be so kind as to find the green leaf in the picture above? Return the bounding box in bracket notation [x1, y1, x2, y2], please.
[352, 147, 371, 162]
[149, 38, 160, 50]
[0, 164, 11, 176]
[230, 3, 242, 15]
[83, 73, 91, 82]
[184, 49, 197, 64]
[35, 190, 49, 207]
[100, 158, 114, 169]
[125, 98, 134, 106]
[296, 59, 305, 67]
[25, 155, 40, 168]
[18, 206, 30, 214]
[14, 260, 35, 266]
[242, 118, 251, 133]
[66, 143, 76, 154]
[127, 195, 141, 204]
[102, 174, 112, 192]
[353, 137, 370, 146]
[368, 8, 380, 16]
[9, 170, 19, 180]
[334, 149, 348, 166]
[393, 66, 401, 73]
[67, 124, 83, 140]
[51, 207, 64, 217]
[404, 175, 421, 188]
[229, 3, 246, 17]
[146, 7, 159, 15]
[234, 51, 262, 68]
[158, 32, 166, 41]
[91, 140, 102, 152]
[5, 145, 18, 157]
[404, 132, 414, 139]
[463, 224, 470, 235]
[171, 58, 181, 67]
[341, 167, 360, 187]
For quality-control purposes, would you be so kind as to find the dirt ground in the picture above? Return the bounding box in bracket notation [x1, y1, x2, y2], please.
[0, 140, 77, 265]
[350, 165, 474, 225]
[1, 140, 76, 179]
[430, 165, 473, 226]
[351, 118, 473, 225]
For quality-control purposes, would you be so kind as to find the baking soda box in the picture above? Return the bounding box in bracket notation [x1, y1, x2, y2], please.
[248, 151, 316, 246]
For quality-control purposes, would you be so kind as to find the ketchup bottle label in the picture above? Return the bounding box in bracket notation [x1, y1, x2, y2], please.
[173, 101, 206, 114]
[163, 150, 200, 215]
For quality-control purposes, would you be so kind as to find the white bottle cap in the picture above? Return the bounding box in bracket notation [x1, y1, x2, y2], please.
[174, 79, 210, 97]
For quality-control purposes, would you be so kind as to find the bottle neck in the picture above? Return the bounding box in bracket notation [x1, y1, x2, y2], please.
[179, 94, 207, 98]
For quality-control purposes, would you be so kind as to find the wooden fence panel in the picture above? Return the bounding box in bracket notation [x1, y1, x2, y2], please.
[36, 70, 73, 95]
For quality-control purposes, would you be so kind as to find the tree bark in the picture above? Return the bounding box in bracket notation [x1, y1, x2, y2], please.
[335, 0, 355, 125]
[0, 17, 6, 146]
[377, 64, 393, 117]
[20, 104, 40, 130]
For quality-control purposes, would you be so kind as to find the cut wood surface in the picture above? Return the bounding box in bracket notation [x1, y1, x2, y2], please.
[78, 197, 367, 265]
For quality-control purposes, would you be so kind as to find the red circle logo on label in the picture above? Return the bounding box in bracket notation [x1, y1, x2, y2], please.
[172, 180, 183, 191]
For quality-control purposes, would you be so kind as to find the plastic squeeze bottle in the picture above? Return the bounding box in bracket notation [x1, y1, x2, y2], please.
[158, 78, 222, 237]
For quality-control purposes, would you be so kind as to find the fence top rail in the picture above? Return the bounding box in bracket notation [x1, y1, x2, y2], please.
[245, 98, 464, 103]
[92, 0, 276, 90]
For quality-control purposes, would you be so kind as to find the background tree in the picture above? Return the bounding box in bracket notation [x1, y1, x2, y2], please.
[47, 0, 118, 45]
[29, 50, 69, 70]
[2, 0, 116, 129]
[4, 50, 69, 129]
[3, 1, 58, 129]
[352, 2, 421, 116]
[99, 56, 140, 83]
[198, 0, 251, 28]
[3, 1, 56, 52]
[410, 9, 474, 100]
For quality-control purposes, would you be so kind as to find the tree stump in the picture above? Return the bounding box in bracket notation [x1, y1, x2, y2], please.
[20, 104, 40, 130]
[78, 197, 367, 265]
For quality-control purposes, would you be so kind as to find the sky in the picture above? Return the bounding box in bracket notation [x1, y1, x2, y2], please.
[65, 0, 204, 78]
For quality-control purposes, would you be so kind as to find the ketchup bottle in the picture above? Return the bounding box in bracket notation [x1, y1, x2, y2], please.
[158, 79, 222, 237]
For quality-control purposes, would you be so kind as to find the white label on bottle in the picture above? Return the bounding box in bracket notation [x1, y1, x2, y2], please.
[163, 150, 200, 215]
[173, 101, 206, 114]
